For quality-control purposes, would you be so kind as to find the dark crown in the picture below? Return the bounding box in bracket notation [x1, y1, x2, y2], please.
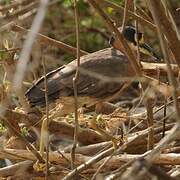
[122, 26, 142, 45]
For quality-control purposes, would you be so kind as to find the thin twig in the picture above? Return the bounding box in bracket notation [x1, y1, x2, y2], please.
[71, 0, 80, 171]
[0, 48, 20, 52]
[161, 0, 180, 40]
[63, 147, 115, 180]
[134, 0, 141, 65]
[92, 151, 115, 180]
[162, 98, 167, 137]
[136, 5, 153, 23]
[106, 152, 149, 180]
[121, 0, 131, 31]
[12, 25, 88, 56]
[146, 98, 154, 150]
[42, 56, 50, 179]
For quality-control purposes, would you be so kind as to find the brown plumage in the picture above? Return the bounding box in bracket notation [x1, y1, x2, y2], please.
[25, 48, 135, 114]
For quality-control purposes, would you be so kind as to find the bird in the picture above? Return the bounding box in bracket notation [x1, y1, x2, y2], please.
[109, 26, 162, 61]
[25, 47, 135, 116]
[25, 26, 160, 115]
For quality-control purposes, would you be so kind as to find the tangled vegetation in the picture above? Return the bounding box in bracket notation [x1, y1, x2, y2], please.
[0, 0, 180, 179]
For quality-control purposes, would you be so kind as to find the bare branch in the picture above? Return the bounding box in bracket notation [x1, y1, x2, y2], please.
[121, 0, 131, 31]
[97, 0, 157, 30]
[146, 0, 180, 67]
[13, 0, 50, 90]
[12, 25, 88, 56]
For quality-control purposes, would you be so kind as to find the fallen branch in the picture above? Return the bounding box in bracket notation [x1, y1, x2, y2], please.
[64, 123, 174, 156]
[0, 160, 33, 178]
[49, 120, 106, 145]
[3, 108, 105, 145]
[1, 149, 180, 173]
[141, 62, 179, 77]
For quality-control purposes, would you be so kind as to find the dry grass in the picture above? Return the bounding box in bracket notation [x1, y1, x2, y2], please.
[0, 0, 179, 179]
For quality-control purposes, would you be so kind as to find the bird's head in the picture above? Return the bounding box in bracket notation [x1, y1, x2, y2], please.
[109, 26, 144, 52]
[109, 26, 162, 61]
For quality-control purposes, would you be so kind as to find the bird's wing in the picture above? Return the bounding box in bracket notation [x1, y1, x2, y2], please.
[25, 48, 133, 107]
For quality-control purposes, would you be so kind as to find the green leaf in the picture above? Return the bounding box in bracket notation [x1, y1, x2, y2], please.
[63, 0, 72, 8]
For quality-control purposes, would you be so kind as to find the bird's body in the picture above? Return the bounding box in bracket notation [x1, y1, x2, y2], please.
[25, 48, 134, 113]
